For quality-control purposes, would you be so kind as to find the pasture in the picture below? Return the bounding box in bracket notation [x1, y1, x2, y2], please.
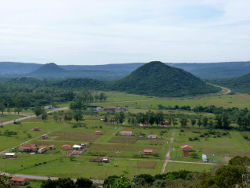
[0, 91, 249, 180]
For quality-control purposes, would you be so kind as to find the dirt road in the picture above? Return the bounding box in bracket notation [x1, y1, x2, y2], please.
[161, 132, 175, 174]
[0, 107, 68, 127]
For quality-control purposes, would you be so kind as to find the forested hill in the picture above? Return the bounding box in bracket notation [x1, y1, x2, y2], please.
[1, 61, 250, 80]
[112, 61, 220, 97]
[212, 73, 250, 94]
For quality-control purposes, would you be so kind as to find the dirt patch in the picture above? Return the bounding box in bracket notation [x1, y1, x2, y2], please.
[50, 131, 100, 142]
[109, 136, 137, 144]
[137, 161, 157, 169]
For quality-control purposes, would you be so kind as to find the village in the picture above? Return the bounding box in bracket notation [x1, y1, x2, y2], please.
[0, 102, 249, 186]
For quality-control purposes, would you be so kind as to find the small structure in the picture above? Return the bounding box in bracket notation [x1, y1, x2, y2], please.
[38, 146, 47, 154]
[33, 127, 41, 131]
[2, 153, 17, 159]
[72, 145, 82, 150]
[10, 177, 29, 186]
[49, 145, 55, 150]
[102, 156, 109, 163]
[41, 134, 48, 140]
[120, 131, 132, 136]
[61, 144, 71, 150]
[144, 149, 153, 155]
[202, 154, 208, 162]
[148, 134, 157, 139]
[181, 145, 194, 157]
[19, 144, 37, 152]
[44, 105, 53, 110]
[81, 143, 89, 148]
[87, 106, 102, 111]
[89, 157, 102, 162]
[96, 131, 102, 135]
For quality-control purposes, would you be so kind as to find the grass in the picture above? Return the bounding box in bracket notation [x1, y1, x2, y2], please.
[0, 91, 249, 180]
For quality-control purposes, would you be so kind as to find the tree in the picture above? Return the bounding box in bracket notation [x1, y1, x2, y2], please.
[75, 178, 93, 188]
[0, 103, 5, 115]
[198, 118, 202, 128]
[73, 110, 83, 122]
[214, 165, 245, 188]
[42, 111, 48, 120]
[34, 106, 44, 116]
[0, 175, 11, 188]
[202, 117, 208, 127]
[191, 119, 196, 127]
[64, 111, 73, 121]
[180, 118, 188, 128]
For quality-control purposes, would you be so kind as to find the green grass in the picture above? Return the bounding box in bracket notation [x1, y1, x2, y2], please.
[166, 162, 216, 172]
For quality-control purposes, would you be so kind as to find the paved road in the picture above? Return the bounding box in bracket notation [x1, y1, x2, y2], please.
[0, 107, 69, 127]
[161, 132, 175, 174]
[0, 172, 104, 184]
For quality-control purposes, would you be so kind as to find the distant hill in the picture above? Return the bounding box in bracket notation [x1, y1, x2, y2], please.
[212, 73, 250, 94]
[1, 61, 250, 80]
[112, 61, 220, 97]
[169, 61, 250, 79]
[28, 63, 67, 78]
[0, 62, 41, 76]
[27, 63, 124, 80]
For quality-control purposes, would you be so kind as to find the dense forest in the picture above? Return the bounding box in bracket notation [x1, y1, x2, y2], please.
[212, 73, 250, 94]
[113, 61, 220, 97]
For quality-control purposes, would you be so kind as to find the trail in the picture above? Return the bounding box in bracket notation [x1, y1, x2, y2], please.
[161, 132, 175, 174]
[0, 107, 68, 127]
[0, 171, 104, 184]
[207, 83, 231, 95]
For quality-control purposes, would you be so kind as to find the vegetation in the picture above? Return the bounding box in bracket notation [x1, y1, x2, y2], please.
[112, 61, 220, 97]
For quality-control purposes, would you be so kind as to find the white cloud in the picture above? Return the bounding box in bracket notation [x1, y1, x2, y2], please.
[0, 0, 250, 64]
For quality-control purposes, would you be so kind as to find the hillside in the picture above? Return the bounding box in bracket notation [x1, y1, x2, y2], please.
[112, 61, 220, 97]
[170, 61, 250, 79]
[1, 61, 250, 80]
[27, 63, 123, 80]
[212, 73, 250, 94]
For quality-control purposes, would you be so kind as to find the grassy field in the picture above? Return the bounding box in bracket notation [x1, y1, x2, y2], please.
[0, 114, 23, 122]
[97, 92, 250, 109]
[0, 91, 249, 180]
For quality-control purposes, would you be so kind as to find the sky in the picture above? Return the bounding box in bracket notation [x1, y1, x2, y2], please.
[0, 0, 250, 65]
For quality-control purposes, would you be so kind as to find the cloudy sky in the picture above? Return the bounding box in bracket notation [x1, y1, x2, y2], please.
[0, 0, 250, 65]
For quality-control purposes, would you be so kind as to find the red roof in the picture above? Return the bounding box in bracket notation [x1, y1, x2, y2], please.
[180, 145, 193, 151]
[81, 142, 88, 146]
[61, 145, 71, 150]
[148, 134, 157, 137]
[39, 146, 47, 149]
[96, 131, 102, 133]
[144, 149, 153, 153]
[11, 177, 28, 182]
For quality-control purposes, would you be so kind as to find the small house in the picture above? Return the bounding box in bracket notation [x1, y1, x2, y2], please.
[33, 127, 41, 131]
[96, 131, 102, 135]
[19, 144, 37, 152]
[61, 144, 71, 150]
[49, 145, 55, 150]
[102, 156, 109, 163]
[10, 177, 29, 186]
[144, 149, 153, 155]
[181, 145, 194, 157]
[148, 134, 157, 139]
[38, 146, 47, 154]
[3, 153, 17, 159]
[41, 134, 48, 140]
[81, 143, 89, 148]
[120, 131, 132, 136]
[73, 145, 82, 150]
